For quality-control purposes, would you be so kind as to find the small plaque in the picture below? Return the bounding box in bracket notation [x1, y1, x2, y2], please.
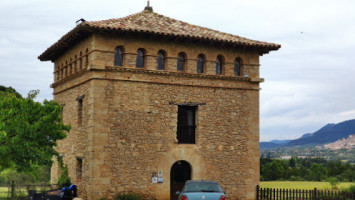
[152, 176, 158, 183]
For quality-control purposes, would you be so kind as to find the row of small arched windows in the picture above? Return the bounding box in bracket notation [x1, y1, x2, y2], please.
[56, 49, 89, 81]
[114, 47, 243, 76]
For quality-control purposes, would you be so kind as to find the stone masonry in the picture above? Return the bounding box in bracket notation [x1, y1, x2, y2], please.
[39, 7, 280, 200]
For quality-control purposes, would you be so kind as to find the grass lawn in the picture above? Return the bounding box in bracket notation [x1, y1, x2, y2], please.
[0, 187, 28, 198]
[0, 187, 9, 198]
[260, 181, 354, 190]
[0, 186, 51, 198]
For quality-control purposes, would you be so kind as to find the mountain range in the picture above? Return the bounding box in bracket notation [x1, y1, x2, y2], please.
[260, 119, 355, 149]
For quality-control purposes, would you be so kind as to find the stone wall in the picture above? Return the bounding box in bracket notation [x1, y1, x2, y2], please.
[51, 34, 261, 200]
[52, 77, 92, 199]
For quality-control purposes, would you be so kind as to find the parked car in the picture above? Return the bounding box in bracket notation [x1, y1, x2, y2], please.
[177, 180, 226, 200]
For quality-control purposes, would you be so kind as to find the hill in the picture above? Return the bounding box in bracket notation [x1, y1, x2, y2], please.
[260, 140, 291, 149]
[286, 119, 355, 147]
[260, 119, 355, 149]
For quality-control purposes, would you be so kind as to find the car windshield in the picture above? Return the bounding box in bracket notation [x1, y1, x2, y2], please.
[183, 182, 222, 193]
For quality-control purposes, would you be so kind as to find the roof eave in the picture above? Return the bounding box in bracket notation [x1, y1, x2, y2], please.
[94, 27, 281, 52]
[38, 24, 93, 62]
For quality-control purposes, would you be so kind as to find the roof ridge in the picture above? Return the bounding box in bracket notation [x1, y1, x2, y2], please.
[86, 10, 146, 26]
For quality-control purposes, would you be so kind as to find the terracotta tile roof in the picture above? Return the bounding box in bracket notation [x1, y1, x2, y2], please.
[39, 9, 281, 61]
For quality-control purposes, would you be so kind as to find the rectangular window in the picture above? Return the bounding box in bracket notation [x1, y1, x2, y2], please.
[76, 157, 83, 180]
[76, 95, 84, 126]
[177, 106, 197, 144]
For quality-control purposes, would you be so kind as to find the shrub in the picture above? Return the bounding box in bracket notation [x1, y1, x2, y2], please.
[115, 192, 142, 200]
[327, 177, 340, 190]
[341, 184, 355, 193]
[289, 176, 304, 181]
[57, 165, 71, 188]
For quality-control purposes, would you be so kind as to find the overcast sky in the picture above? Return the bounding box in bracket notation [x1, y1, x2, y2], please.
[1, 0, 354, 141]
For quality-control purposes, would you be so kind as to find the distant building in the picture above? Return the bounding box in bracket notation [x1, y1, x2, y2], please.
[297, 156, 307, 159]
[324, 135, 355, 150]
[280, 156, 292, 160]
[39, 5, 280, 200]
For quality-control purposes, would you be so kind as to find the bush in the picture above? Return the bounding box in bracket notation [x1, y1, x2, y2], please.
[0, 168, 37, 185]
[289, 176, 304, 181]
[327, 177, 340, 189]
[57, 165, 71, 188]
[115, 192, 142, 200]
[341, 184, 355, 193]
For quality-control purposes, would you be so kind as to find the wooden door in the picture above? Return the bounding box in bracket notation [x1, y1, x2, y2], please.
[170, 161, 191, 200]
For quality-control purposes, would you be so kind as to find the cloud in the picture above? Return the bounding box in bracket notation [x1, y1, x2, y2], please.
[0, 0, 354, 141]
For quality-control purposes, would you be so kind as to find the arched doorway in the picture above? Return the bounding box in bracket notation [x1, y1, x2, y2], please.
[170, 160, 191, 200]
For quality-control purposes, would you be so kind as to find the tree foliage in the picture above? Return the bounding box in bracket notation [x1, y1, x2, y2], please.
[0, 165, 50, 186]
[0, 86, 70, 172]
[327, 177, 340, 189]
[261, 156, 355, 182]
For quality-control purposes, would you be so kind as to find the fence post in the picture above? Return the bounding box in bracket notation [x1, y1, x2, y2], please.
[256, 185, 259, 200]
[10, 180, 15, 199]
[313, 188, 317, 200]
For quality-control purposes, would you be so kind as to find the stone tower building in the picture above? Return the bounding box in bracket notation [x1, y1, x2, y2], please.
[39, 5, 280, 200]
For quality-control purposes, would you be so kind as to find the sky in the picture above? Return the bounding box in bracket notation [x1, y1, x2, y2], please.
[1, 0, 355, 141]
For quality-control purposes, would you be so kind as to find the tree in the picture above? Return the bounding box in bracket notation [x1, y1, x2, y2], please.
[261, 160, 287, 180]
[327, 177, 340, 190]
[0, 86, 70, 172]
[309, 163, 327, 181]
[327, 160, 346, 177]
[289, 157, 296, 168]
[0, 86, 22, 99]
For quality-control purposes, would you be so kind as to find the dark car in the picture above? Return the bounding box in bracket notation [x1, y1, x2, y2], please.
[177, 180, 226, 200]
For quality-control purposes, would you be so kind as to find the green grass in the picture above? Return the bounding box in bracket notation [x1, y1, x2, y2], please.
[0, 186, 51, 198]
[0, 187, 28, 198]
[0, 187, 9, 198]
[260, 181, 354, 190]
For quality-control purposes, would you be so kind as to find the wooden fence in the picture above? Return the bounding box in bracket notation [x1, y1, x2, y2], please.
[256, 185, 355, 200]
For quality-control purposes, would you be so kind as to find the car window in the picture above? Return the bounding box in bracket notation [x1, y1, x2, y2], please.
[183, 182, 222, 192]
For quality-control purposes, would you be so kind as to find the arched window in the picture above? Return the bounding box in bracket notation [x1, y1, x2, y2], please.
[65, 61, 68, 77]
[216, 55, 224, 75]
[114, 46, 124, 66]
[136, 48, 145, 68]
[157, 50, 166, 70]
[85, 48, 89, 67]
[197, 54, 205, 73]
[60, 64, 63, 80]
[79, 51, 83, 70]
[69, 58, 73, 75]
[177, 52, 186, 71]
[234, 58, 242, 76]
[74, 55, 77, 72]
